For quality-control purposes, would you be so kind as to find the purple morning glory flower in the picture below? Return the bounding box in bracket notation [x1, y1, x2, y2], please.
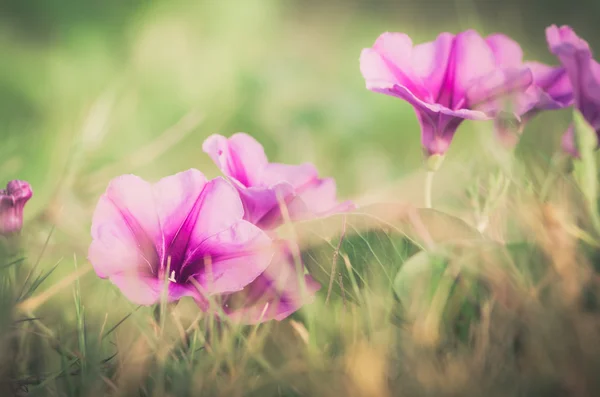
[88, 169, 274, 306]
[0, 180, 33, 235]
[360, 30, 534, 156]
[545, 25, 600, 156]
[487, 32, 573, 146]
[202, 133, 354, 230]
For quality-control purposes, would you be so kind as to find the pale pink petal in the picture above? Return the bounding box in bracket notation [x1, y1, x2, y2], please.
[103, 175, 161, 243]
[152, 169, 208, 243]
[360, 33, 430, 101]
[372, 32, 414, 70]
[188, 178, 245, 248]
[486, 33, 524, 68]
[360, 48, 403, 90]
[296, 178, 346, 215]
[546, 25, 600, 130]
[185, 220, 273, 294]
[367, 81, 489, 155]
[443, 30, 497, 109]
[202, 133, 268, 187]
[466, 67, 533, 111]
[546, 25, 591, 55]
[224, 274, 321, 324]
[221, 243, 321, 324]
[525, 62, 573, 109]
[260, 163, 318, 190]
[89, 222, 149, 278]
[152, 169, 208, 270]
[411, 32, 455, 100]
[89, 177, 161, 278]
[546, 25, 594, 107]
[237, 183, 296, 228]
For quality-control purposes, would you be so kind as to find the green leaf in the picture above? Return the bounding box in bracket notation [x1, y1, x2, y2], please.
[572, 109, 600, 234]
[392, 248, 481, 341]
[393, 250, 448, 318]
[281, 203, 482, 303]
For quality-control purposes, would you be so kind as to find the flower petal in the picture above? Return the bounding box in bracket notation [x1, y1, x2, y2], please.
[89, 175, 161, 278]
[152, 169, 208, 272]
[89, 221, 150, 279]
[360, 33, 430, 101]
[220, 244, 321, 324]
[526, 62, 574, 109]
[109, 272, 198, 306]
[546, 25, 600, 129]
[186, 220, 273, 294]
[296, 177, 352, 216]
[441, 30, 497, 109]
[202, 133, 268, 187]
[0, 180, 33, 235]
[411, 32, 455, 100]
[370, 82, 489, 155]
[260, 163, 319, 190]
[465, 67, 533, 112]
[188, 177, 245, 247]
[546, 25, 591, 56]
[486, 33, 524, 68]
[417, 111, 467, 155]
[237, 183, 296, 229]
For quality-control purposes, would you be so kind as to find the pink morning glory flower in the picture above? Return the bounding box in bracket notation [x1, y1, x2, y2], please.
[0, 180, 33, 235]
[545, 25, 600, 156]
[218, 241, 321, 324]
[88, 169, 274, 306]
[360, 30, 534, 156]
[202, 133, 355, 230]
[486, 33, 573, 146]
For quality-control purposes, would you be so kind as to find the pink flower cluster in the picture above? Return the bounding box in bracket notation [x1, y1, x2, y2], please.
[88, 134, 354, 324]
[360, 25, 599, 157]
[79, 23, 600, 326]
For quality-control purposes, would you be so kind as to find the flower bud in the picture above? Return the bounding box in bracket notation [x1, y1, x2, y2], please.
[0, 180, 33, 235]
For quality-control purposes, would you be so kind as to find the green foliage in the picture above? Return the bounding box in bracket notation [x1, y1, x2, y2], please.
[291, 205, 481, 302]
[2, 1, 600, 396]
[573, 109, 600, 235]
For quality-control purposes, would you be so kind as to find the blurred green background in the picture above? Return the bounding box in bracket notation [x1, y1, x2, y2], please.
[1, 0, 599, 311]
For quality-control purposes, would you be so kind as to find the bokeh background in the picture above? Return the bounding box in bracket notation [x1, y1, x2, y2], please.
[1, 0, 599, 313]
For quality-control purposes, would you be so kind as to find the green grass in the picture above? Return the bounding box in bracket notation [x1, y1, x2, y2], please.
[2, 1, 600, 396]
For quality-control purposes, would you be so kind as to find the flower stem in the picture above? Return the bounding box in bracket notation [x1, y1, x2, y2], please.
[424, 170, 435, 209]
[424, 154, 444, 209]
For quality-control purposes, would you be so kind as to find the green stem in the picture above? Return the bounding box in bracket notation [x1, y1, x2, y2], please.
[424, 170, 435, 209]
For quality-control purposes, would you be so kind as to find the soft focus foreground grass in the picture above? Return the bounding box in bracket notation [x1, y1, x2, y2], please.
[2, 0, 600, 396]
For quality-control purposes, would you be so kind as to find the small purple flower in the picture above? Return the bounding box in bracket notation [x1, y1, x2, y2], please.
[0, 180, 33, 235]
[360, 30, 534, 156]
[218, 241, 321, 324]
[88, 169, 274, 306]
[545, 25, 600, 155]
[202, 133, 354, 230]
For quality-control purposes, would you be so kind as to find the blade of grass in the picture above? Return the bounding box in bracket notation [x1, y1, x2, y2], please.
[101, 307, 142, 341]
[18, 260, 61, 302]
[17, 225, 56, 299]
[73, 255, 87, 377]
[17, 262, 92, 312]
